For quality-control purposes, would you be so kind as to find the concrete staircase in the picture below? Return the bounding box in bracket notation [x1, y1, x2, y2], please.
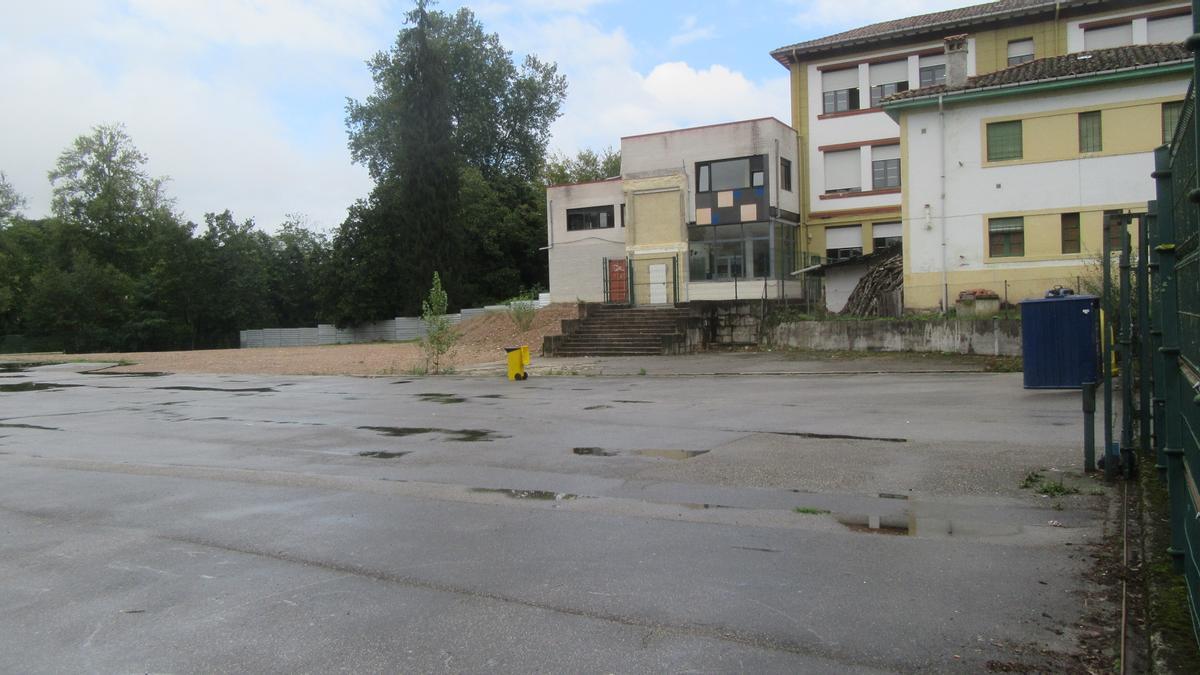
[544, 305, 689, 356]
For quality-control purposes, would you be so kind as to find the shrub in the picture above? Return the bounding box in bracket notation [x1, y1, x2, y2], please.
[420, 272, 458, 374]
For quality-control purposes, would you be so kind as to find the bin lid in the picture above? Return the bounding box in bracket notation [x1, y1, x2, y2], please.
[1018, 294, 1098, 305]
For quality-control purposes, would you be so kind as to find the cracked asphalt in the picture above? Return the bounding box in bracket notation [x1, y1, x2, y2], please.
[0, 361, 1112, 673]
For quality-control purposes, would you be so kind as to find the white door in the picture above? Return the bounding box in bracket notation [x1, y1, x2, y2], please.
[649, 264, 668, 304]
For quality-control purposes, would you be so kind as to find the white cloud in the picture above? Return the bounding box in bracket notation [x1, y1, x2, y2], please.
[791, 0, 981, 29]
[668, 15, 715, 47]
[0, 2, 382, 232]
[496, 14, 788, 157]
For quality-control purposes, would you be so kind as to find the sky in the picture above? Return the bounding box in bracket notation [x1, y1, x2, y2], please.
[0, 0, 977, 233]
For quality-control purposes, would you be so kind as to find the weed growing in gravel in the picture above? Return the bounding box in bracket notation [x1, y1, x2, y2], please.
[1020, 470, 1080, 497]
[794, 506, 831, 515]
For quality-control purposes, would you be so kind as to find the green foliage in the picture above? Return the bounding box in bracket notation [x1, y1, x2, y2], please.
[543, 147, 621, 185]
[794, 506, 831, 515]
[420, 272, 458, 374]
[0, 172, 26, 227]
[1019, 470, 1080, 496]
[333, 1, 566, 322]
[507, 290, 537, 332]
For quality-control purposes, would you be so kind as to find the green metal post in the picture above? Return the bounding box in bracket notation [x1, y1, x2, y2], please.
[1120, 220, 1135, 478]
[1153, 144, 1186, 572]
[1103, 214, 1116, 482]
[1148, 202, 1168, 480]
[1138, 213, 1152, 459]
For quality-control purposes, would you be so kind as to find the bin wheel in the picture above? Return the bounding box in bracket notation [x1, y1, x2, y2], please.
[520, 372, 529, 380]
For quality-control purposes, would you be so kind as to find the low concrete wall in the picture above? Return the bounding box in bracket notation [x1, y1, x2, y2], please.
[770, 318, 1022, 356]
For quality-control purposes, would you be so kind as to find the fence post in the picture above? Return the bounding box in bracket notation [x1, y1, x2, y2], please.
[1119, 220, 1135, 478]
[1137, 213, 1152, 458]
[1147, 202, 1168, 479]
[1103, 212, 1116, 482]
[1153, 144, 1186, 571]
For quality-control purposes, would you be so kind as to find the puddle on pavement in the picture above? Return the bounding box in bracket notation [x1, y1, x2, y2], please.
[584, 404, 612, 410]
[635, 449, 708, 460]
[81, 371, 169, 377]
[573, 447, 618, 457]
[391, 380, 413, 385]
[732, 545, 780, 553]
[155, 385, 277, 393]
[359, 426, 502, 442]
[836, 514, 911, 536]
[416, 392, 465, 404]
[476, 394, 505, 399]
[878, 492, 910, 500]
[470, 488, 578, 501]
[0, 382, 86, 393]
[613, 399, 652, 404]
[681, 502, 735, 510]
[0, 362, 61, 372]
[358, 451, 411, 459]
[0, 422, 61, 431]
[758, 430, 907, 443]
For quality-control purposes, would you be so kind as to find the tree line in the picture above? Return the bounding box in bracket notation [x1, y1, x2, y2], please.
[0, 2, 616, 354]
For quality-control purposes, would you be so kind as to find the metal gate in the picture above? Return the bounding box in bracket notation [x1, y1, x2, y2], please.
[1151, 39, 1200, 645]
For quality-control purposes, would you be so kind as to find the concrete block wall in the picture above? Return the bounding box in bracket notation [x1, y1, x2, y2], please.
[770, 318, 1022, 356]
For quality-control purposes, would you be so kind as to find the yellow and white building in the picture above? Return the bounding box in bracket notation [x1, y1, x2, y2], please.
[769, 0, 1193, 308]
[883, 41, 1189, 308]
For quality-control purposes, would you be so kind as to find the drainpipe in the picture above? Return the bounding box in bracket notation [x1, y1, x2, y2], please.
[938, 94, 948, 312]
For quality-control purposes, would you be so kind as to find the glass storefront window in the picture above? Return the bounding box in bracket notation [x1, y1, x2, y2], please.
[688, 222, 786, 281]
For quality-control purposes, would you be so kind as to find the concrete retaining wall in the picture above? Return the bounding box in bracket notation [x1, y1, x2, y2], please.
[770, 318, 1022, 356]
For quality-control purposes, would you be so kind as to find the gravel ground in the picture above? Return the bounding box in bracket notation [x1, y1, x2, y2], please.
[0, 304, 579, 376]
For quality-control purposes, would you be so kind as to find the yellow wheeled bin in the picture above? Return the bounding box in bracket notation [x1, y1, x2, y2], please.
[505, 345, 530, 380]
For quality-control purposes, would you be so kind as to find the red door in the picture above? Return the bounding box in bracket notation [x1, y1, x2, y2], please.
[607, 259, 628, 304]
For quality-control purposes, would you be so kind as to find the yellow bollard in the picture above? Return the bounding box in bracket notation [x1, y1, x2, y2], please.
[505, 345, 529, 381]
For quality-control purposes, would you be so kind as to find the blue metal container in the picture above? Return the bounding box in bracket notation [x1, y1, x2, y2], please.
[1019, 294, 1100, 389]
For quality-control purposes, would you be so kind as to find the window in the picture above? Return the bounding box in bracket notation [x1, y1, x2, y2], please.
[868, 60, 907, 107]
[1007, 39, 1034, 66]
[1061, 212, 1081, 254]
[1163, 100, 1184, 144]
[826, 224, 863, 261]
[989, 217, 1024, 257]
[1104, 210, 1126, 251]
[871, 145, 900, 190]
[688, 222, 774, 281]
[1078, 111, 1102, 153]
[872, 222, 902, 250]
[870, 82, 908, 107]
[698, 158, 751, 192]
[987, 120, 1023, 161]
[823, 149, 861, 194]
[822, 68, 859, 113]
[780, 157, 792, 192]
[1084, 23, 1133, 50]
[919, 64, 946, 88]
[566, 205, 615, 231]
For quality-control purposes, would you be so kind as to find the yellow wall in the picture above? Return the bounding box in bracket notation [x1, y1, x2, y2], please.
[807, 211, 902, 260]
[982, 203, 1144, 262]
[904, 266, 1095, 310]
[982, 95, 1180, 166]
[625, 175, 686, 249]
[972, 20, 1066, 74]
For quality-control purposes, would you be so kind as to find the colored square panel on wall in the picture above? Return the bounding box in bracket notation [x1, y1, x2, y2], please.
[696, 208, 712, 225]
[717, 191, 733, 208]
[740, 204, 757, 221]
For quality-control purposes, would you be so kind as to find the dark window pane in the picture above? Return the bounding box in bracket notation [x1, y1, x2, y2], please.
[872, 158, 900, 189]
[1061, 212, 1080, 254]
[919, 65, 945, 88]
[987, 121, 1022, 161]
[1163, 100, 1184, 144]
[780, 158, 792, 191]
[1078, 111, 1102, 153]
[566, 205, 615, 231]
[709, 159, 750, 191]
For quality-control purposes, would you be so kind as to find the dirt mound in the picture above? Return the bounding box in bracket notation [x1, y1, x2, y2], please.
[453, 303, 578, 364]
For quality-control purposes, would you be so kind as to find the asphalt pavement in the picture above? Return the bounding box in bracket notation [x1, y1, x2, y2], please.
[0, 361, 1112, 673]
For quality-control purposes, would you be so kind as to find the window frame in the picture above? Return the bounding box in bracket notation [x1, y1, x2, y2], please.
[696, 156, 760, 194]
[988, 216, 1025, 258]
[919, 64, 946, 88]
[822, 88, 859, 114]
[780, 157, 792, 192]
[871, 157, 901, 190]
[986, 120, 1023, 162]
[566, 204, 616, 232]
[1163, 100, 1185, 145]
[1006, 38, 1035, 67]
[1078, 111, 1102, 153]
[1061, 212, 1081, 255]
[869, 80, 908, 108]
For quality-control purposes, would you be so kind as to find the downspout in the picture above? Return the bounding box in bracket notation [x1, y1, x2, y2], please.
[774, 137, 781, 294]
[939, 94, 948, 312]
[540, 198, 554, 251]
